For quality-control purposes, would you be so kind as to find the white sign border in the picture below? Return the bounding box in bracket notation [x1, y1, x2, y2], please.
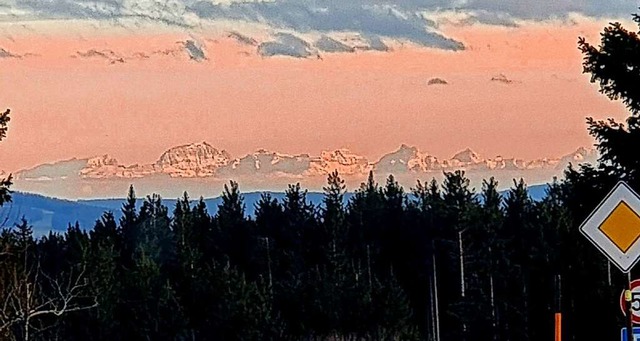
[580, 181, 640, 273]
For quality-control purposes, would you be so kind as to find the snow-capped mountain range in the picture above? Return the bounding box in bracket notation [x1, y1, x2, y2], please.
[17, 142, 597, 181]
[10, 142, 597, 199]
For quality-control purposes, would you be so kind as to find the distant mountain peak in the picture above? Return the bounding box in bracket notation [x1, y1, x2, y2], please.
[397, 144, 418, 152]
[309, 149, 370, 176]
[15, 142, 599, 188]
[320, 148, 365, 160]
[452, 148, 481, 163]
[155, 141, 231, 177]
[559, 146, 597, 165]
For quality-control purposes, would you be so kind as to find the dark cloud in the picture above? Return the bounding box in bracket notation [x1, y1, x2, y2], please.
[75, 49, 126, 64]
[188, 1, 464, 50]
[428, 77, 448, 85]
[258, 33, 315, 58]
[5, 0, 639, 55]
[460, 10, 520, 27]
[490, 73, 518, 84]
[182, 40, 207, 61]
[152, 47, 183, 57]
[0, 47, 21, 58]
[363, 35, 390, 52]
[464, 0, 638, 20]
[73, 41, 207, 64]
[18, 0, 193, 27]
[314, 36, 355, 53]
[228, 31, 258, 46]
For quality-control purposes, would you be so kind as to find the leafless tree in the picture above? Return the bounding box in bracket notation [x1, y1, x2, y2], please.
[0, 236, 98, 340]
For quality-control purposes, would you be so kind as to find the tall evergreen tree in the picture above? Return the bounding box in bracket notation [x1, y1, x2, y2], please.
[577, 13, 640, 183]
[440, 171, 478, 340]
[0, 108, 11, 206]
[322, 171, 347, 273]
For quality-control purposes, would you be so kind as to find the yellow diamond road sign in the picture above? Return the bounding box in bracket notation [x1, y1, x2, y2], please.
[581, 181, 640, 273]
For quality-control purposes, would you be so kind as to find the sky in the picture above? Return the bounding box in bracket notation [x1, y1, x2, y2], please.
[0, 0, 636, 172]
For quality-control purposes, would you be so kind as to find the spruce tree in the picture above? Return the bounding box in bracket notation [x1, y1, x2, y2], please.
[577, 13, 640, 183]
[0, 109, 11, 206]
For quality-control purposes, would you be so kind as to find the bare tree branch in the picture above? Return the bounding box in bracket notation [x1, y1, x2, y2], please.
[0, 247, 98, 339]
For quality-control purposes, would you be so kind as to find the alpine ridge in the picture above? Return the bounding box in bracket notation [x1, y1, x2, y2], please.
[17, 142, 598, 181]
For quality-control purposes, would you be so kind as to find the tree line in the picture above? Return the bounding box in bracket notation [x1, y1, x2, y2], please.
[0, 169, 631, 340]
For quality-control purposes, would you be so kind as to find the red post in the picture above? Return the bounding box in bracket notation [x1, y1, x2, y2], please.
[554, 274, 562, 341]
[554, 313, 561, 341]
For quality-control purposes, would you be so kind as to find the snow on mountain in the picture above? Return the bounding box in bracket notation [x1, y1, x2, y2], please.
[14, 142, 599, 186]
[306, 149, 371, 176]
[155, 142, 232, 177]
[80, 158, 159, 179]
[373, 145, 597, 174]
[452, 148, 482, 164]
[79, 155, 159, 179]
[218, 149, 311, 177]
[87, 154, 118, 167]
[556, 146, 598, 168]
[374, 144, 424, 173]
[81, 155, 126, 178]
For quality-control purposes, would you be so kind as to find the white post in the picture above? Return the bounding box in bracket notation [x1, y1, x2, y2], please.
[458, 229, 466, 298]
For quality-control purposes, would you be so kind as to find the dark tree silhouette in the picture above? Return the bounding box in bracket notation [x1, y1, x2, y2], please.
[578, 13, 640, 182]
[0, 109, 11, 206]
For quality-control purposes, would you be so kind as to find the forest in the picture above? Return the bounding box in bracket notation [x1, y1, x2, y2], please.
[0, 10, 639, 341]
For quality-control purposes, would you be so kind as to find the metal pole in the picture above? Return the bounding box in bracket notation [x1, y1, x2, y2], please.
[627, 271, 634, 341]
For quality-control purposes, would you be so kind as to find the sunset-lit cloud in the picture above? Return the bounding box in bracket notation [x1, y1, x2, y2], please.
[4, 0, 635, 54]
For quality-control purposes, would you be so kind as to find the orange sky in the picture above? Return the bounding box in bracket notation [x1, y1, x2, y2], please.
[0, 18, 630, 172]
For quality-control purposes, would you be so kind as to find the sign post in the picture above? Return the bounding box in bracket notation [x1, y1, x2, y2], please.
[628, 273, 635, 341]
[555, 273, 562, 341]
[580, 181, 640, 341]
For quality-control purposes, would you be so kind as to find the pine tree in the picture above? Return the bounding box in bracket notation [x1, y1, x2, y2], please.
[440, 171, 478, 340]
[87, 212, 122, 340]
[346, 172, 385, 261]
[217, 181, 246, 225]
[577, 13, 640, 183]
[254, 193, 285, 284]
[283, 183, 316, 271]
[322, 171, 347, 274]
[477, 177, 505, 340]
[120, 185, 139, 268]
[0, 109, 11, 206]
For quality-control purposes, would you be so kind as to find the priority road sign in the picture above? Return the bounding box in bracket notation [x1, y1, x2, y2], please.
[580, 182, 640, 273]
[620, 280, 640, 324]
[621, 327, 640, 341]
